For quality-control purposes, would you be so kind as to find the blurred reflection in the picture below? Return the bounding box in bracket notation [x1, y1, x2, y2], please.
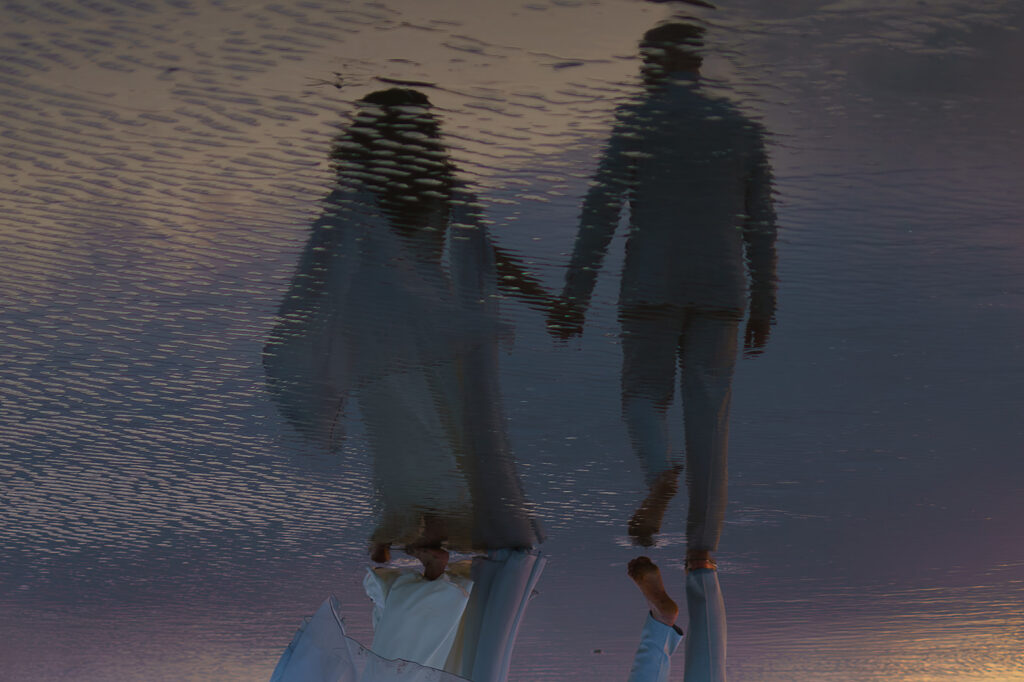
[263, 89, 546, 681]
[548, 22, 778, 681]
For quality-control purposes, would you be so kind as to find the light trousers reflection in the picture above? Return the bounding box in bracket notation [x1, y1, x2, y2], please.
[620, 305, 738, 552]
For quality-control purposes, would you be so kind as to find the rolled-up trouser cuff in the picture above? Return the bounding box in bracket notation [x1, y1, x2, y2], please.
[626, 613, 684, 682]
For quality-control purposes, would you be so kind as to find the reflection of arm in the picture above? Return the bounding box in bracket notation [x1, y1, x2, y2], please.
[492, 245, 554, 314]
[561, 116, 636, 311]
[450, 194, 555, 314]
[743, 137, 778, 321]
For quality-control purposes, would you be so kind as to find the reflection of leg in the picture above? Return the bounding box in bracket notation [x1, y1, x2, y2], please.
[621, 308, 685, 545]
[680, 311, 739, 553]
[622, 397, 671, 479]
[626, 557, 683, 682]
[628, 466, 681, 547]
[684, 568, 726, 682]
[621, 308, 683, 481]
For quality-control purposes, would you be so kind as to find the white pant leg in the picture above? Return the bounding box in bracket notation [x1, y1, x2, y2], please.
[627, 613, 684, 682]
[683, 569, 727, 682]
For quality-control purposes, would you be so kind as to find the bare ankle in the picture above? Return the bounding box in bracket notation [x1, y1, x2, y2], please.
[628, 556, 678, 627]
[685, 549, 717, 571]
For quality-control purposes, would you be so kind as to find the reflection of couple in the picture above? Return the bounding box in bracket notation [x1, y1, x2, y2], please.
[551, 21, 777, 555]
[266, 19, 776, 682]
[550, 24, 777, 682]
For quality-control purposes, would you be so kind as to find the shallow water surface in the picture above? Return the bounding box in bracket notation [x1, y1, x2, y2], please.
[1, 1, 1023, 680]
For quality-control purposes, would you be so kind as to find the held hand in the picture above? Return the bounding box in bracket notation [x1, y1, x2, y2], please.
[743, 315, 772, 357]
[546, 299, 585, 340]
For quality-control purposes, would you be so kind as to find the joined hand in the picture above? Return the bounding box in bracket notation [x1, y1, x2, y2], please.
[546, 298, 585, 340]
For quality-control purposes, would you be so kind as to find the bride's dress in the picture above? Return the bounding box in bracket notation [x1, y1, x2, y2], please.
[268, 592, 468, 682]
[269, 551, 545, 682]
[265, 187, 545, 680]
[364, 565, 474, 670]
[264, 185, 513, 549]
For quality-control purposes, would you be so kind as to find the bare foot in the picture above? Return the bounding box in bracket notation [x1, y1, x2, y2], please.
[628, 467, 681, 547]
[369, 542, 391, 564]
[406, 545, 449, 581]
[628, 556, 679, 626]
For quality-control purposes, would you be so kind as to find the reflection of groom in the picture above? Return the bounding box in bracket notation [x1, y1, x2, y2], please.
[548, 22, 778, 564]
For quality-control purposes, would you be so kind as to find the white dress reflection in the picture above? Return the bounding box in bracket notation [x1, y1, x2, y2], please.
[264, 88, 544, 682]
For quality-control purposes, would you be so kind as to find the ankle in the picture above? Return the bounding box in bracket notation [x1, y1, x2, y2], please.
[650, 597, 679, 627]
[685, 549, 716, 572]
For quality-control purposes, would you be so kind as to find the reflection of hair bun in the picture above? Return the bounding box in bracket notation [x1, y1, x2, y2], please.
[334, 87, 455, 230]
[641, 23, 705, 50]
[360, 88, 432, 108]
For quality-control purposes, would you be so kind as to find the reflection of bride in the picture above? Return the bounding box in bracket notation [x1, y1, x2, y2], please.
[264, 88, 546, 681]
